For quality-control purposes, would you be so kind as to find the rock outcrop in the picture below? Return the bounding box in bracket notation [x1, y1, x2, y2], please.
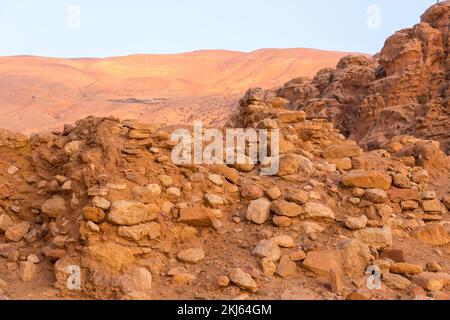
[257, 1, 450, 154]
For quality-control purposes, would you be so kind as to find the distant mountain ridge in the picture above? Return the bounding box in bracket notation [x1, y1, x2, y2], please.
[0, 48, 365, 133]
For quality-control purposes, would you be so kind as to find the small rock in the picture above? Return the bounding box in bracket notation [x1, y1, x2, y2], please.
[229, 268, 257, 293]
[275, 255, 297, 278]
[92, 196, 111, 210]
[41, 197, 67, 218]
[390, 263, 423, 275]
[166, 187, 181, 200]
[82, 206, 105, 223]
[204, 193, 224, 208]
[383, 273, 411, 290]
[252, 239, 281, 262]
[208, 174, 223, 186]
[7, 166, 19, 175]
[261, 258, 276, 276]
[218, 275, 230, 287]
[426, 261, 443, 273]
[271, 200, 302, 217]
[414, 223, 450, 246]
[19, 261, 36, 282]
[420, 199, 443, 212]
[5, 222, 30, 242]
[303, 202, 335, 220]
[365, 189, 389, 204]
[177, 248, 205, 264]
[354, 226, 393, 250]
[108, 201, 158, 226]
[345, 215, 368, 230]
[289, 251, 306, 262]
[343, 170, 392, 190]
[265, 187, 282, 200]
[287, 190, 309, 205]
[412, 272, 450, 291]
[27, 254, 40, 264]
[246, 198, 271, 225]
[240, 185, 264, 200]
[330, 267, 345, 294]
[271, 235, 294, 248]
[86, 221, 100, 233]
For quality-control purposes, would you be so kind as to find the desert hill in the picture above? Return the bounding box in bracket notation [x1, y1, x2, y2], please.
[0, 48, 358, 134]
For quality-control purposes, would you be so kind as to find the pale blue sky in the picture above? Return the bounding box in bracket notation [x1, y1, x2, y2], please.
[0, 0, 437, 57]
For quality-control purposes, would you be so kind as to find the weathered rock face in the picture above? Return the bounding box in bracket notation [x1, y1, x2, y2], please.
[271, 1, 450, 154]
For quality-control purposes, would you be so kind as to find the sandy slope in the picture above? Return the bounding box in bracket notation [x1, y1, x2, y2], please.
[0, 48, 363, 133]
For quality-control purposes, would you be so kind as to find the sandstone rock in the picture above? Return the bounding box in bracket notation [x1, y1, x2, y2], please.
[229, 268, 257, 293]
[177, 248, 205, 264]
[5, 222, 30, 242]
[132, 184, 161, 203]
[41, 197, 67, 218]
[171, 273, 196, 285]
[380, 249, 406, 263]
[211, 165, 240, 184]
[261, 258, 276, 276]
[426, 261, 443, 273]
[121, 267, 152, 294]
[118, 222, 161, 241]
[345, 215, 368, 230]
[420, 199, 443, 212]
[7, 166, 19, 175]
[354, 227, 393, 250]
[178, 206, 216, 227]
[387, 189, 420, 202]
[252, 239, 281, 262]
[108, 201, 158, 226]
[383, 273, 412, 290]
[218, 275, 230, 287]
[301, 221, 325, 234]
[86, 221, 100, 233]
[0, 214, 13, 232]
[208, 174, 223, 186]
[277, 154, 312, 176]
[390, 263, 423, 275]
[401, 201, 419, 210]
[271, 200, 302, 217]
[82, 206, 105, 223]
[290, 251, 306, 262]
[365, 189, 389, 203]
[322, 143, 362, 159]
[338, 239, 373, 276]
[158, 174, 173, 187]
[414, 224, 450, 246]
[19, 261, 36, 282]
[271, 235, 294, 248]
[64, 141, 81, 156]
[265, 187, 282, 200]
[272, 216, 292, 227]
[240, 185, 264, 200]
[303, 250, 340, 278]
[343, 170, 392, 190]
[246, 198, 271, 225]
[86, 242, 135, 272]
[287, 190, 309, 205]
[204, 193, 224, 208]
[412, 272, 450, 291]
[92, 196, 111, 210]
[303, 202, 335, 220]
[330, 267, 345, 294]
[275, 255, 297, 278]
[328, 157, 353, 170]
